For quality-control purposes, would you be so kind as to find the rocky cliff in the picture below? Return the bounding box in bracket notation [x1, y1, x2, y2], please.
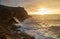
[0, 5, 34, 39]
[0, 5, 28, 24]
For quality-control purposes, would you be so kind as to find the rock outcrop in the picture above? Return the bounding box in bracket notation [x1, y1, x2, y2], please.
[0, 5, 34, 39]
[0, 5, 28, 24]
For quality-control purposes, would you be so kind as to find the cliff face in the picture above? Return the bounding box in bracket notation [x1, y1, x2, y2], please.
[0, 5, 34, 39]
[0, 5, 28, 24]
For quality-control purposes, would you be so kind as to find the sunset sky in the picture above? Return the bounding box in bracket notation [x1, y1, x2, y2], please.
[0, 0, 60, 14]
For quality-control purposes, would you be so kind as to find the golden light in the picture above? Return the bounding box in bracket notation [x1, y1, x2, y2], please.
[34, 8, 51, 15]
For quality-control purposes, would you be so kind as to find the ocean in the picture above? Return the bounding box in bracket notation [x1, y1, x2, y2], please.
[18, 15, 60, 39]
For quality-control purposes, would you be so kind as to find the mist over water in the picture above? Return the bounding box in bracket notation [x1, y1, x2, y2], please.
[18, 15, 60, 39]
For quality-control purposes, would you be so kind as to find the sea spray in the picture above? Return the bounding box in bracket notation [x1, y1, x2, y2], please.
[14, 16, 58, 39]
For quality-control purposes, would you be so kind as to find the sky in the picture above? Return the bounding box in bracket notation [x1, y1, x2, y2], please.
[0, 0, 60, 14]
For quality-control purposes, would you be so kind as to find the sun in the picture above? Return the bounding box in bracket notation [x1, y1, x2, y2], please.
[34, 8, 51, 15]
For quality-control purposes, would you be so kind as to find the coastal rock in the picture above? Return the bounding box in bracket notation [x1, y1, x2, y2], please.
[0, 5, 33, 39]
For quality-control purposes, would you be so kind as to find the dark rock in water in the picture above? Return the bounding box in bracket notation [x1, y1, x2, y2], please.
[0, 5, 33, 39]
[19, 33, 35, 39]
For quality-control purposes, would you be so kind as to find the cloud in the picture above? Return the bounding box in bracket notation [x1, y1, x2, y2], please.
[0, 0, 60, 7]
[0, 0, 60, 14]
[0, 0, 38, 7]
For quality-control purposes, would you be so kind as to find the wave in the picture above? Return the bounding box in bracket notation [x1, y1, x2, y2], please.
[17, 17, 60, 39]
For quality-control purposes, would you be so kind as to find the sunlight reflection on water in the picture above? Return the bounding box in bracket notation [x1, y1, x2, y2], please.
[18, 16, 60, 39]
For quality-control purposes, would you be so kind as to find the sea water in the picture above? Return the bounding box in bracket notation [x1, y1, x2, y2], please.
[18, 15, 60, 39]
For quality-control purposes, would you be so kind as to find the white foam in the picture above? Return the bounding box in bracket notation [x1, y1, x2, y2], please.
[14, 17, 58, 39]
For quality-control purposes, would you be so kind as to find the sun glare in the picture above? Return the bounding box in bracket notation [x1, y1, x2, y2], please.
[34, 8, 51, 15]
